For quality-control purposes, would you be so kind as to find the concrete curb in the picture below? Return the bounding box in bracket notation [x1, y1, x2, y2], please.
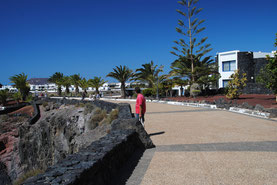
[101, 98, 273, 119]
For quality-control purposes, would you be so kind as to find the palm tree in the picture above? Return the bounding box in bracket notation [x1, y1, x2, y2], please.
[170, 55, 216, 82]
[88, 77, 106, 94]
[0, 89, 9, 106]
[49, 72, 64, 96]
[61, 76, 71, 94]
[172, 77, 188, 96]
[133, 61, 163, 88]
[107, 65, 133, 98]
[170, 56, 193, 83]
[79, 78, 90, 94]
[70, 74, 81, 94]
[9, 73, 30, 101]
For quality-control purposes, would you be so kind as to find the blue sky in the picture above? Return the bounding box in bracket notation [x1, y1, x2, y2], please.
[1, 0, 277, 84]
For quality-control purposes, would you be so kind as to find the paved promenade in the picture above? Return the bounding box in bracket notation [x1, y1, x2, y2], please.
[110, 100, 277, 185]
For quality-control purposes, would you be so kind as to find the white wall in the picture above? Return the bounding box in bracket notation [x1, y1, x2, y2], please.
[218, 50, 239, 88]
[253, 52, 274, 58]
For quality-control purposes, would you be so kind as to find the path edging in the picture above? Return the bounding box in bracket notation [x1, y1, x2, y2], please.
[102, 98, 272, 119]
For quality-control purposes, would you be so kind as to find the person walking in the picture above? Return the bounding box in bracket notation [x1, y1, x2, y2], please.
[135, 87, 146, 127]
[81, 91, 86, 101]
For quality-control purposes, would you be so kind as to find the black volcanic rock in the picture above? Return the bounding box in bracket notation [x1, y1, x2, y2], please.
[0, 161, 11, 185]
[111, 118, 155, 149]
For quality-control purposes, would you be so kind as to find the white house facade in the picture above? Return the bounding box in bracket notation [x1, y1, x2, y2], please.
[217, 50, 275, 90]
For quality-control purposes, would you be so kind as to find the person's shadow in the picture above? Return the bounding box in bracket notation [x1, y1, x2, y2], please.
[149, 131, 165, 137]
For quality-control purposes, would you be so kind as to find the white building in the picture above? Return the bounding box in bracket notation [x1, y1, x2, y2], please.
[217, 50, 275, 90]
[0, 85, 17, 92]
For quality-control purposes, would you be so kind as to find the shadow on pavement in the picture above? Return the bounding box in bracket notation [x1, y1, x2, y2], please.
[149, 131, 165, 137]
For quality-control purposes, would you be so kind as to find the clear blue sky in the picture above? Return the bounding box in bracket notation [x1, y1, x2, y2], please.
[1, 0, 276, 84]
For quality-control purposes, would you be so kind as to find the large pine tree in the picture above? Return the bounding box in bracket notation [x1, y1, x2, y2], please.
[171, 0, 212, 83]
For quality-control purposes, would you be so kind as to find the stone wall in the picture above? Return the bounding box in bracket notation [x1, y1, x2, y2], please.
[237, 52, 254, 82]
[16, 98, 153, 184]
[28, 102, 40, 125]
[237, 52, 272, 94]
[242, 83, 272, 94]
[0, 102, 29, 115]
[23, 130, 147, 185]
[40, 98, 133, 118]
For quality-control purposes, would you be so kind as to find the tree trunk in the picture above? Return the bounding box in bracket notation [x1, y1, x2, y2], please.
[121, 83, 126, 98]
[58, 86, 62, 97]
[66, 86, 70, 94]
[75, 86, 79, 94]
[180, 86, 183, 97]
[96, 88, 99, 95]
[20, 89, 26, 101]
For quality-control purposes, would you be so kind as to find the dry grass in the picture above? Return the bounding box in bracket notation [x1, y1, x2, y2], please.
[13, 169, 44, 185]
[88, 108, 107, 130]
[84, 103, 95, 115]
[99, 108, 119, 126]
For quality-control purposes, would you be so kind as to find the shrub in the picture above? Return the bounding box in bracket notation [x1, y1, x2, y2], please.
[190, 83, 201, 97]
[191, 90, 201, 98]
[226, 70, 247, 99]
[0, 115, 9, 122]
[42, 102, 48, 108]
[26, 94, 33, 102]
[13, 169, 45, 185]
[88, 108, 107, 130]
[99, 108, 119, 125]
[132, 93, 137, 99]
[84, 103, 95, 115]
[108, 108, 119, 122]
[75, 103, 85, 107]
[13, 92, 22, 103]
[142, 88, 155, 97]
[0, 89, 9, 105]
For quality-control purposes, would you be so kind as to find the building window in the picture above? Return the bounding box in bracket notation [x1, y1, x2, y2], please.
[223, 80, 231, 88]
[222, 60, 236, 71]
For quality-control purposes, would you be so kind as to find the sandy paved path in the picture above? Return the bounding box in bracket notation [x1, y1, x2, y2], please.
[109, 100, 277, 185]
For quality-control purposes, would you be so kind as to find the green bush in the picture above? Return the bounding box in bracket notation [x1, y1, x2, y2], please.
[12, 92, 22, 103]
[142, 88, 155, 97]
[0, 89, 9, 105]
[26, 94, 33, 102]
[132, 93, 137, 99]
[226, 70, 247, 99]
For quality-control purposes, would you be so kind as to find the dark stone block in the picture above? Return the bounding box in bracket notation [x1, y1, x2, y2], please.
[0, 162, 11, 185]
[28, 102, 40, 125]
[265, 108, 277, 118]
[23, 129, 149, 185]
[254, 104, 265, 112]
[111, 118, 155, 149]
[241, 102, 254, 110]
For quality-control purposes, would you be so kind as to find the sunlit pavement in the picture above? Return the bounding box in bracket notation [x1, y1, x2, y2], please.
[108, 100, 277, 185]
